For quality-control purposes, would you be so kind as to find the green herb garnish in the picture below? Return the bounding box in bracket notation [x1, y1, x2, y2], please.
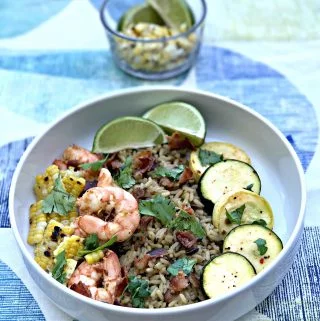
[78, 235, 117, 257]
[122, 276, 151, 308]
[83, 233, 100, 251]
[254, 238, 268, 255]
[167, 257, 197, 276]
[169, 210, 206, 238]
[198, 149, 223, 166]
[42, 175, 76, 215]
[139, 195, 175, 226]
[252, 219, 267, 227]
[244, 183, 254, 191]
[115, 157, 136, 189]
[226, 205, 246, 225]
[152, 164, 184, 181]
[52, 250, 67, 284]
[79, 155, 108, 171]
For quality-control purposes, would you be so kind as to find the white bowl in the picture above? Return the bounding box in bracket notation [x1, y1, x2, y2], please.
[9, 87, 306, 321]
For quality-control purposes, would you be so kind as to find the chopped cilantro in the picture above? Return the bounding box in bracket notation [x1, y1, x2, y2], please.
[52, 250, 67, 284]
[169, 210, 206, 238]
[254, 238, 268, 255]
[115, 157, 136, 189]
[244, 183, 254, 191]
[152, 164, 184, 181]
[252, 219, 267, 227]
[79, 155, 108, 171]
[78, 235, 117, 257]
[83, 233, 99, 251]
[226, 205, 246, 225]
[42, 175, 76, 216]
[167, 257, 197, 276]
[198, 149, 223, 166]
[122, 276, 151, 308]
[139, 195, 175, 226]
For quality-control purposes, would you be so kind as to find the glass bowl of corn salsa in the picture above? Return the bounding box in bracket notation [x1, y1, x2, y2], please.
[100, 0, 207, 80]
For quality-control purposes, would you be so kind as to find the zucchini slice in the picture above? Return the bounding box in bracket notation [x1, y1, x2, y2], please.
[202, 252, 256, 299]
[190, 142, 251, 182]
[212, 190, 274, 236]
[223, 224, 283, 273]
[198, 160, 261, 207]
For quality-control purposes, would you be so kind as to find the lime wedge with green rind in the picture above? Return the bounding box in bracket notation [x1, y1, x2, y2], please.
[92, 117, 167, 153]
[142, 101, 206, 147]
[147, 0, 193, 30]
[118, 3, 165, 31]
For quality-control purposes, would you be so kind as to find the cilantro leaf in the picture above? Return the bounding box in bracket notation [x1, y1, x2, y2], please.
[252, 219, 267, 227]
[42, 175, 76, 216]
[52, 250, 67, 284]
[152, 165, 184, 181]
[78, 235, 117, 257]
[198, 149, 223, 166]
[244, 183, 254, 191]
[123, 276, 151, 308]
[139, 195, 175, 226]
[167, 257, 197, 276]
[169, 210, 206, 238]
[226, 205, 246, 225]
[115, 157, 136, 189]
[79, 155, 108, 171]
[254, 238, 268, 255]
[83, 234, 100, 251]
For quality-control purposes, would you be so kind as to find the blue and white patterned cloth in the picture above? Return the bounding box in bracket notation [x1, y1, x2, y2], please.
[1, 1, 320, 320]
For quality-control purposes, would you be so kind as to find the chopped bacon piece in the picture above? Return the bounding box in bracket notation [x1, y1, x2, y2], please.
[176, 231, 197, 249]
[167, 132, 195, 150]
[159, 177, 175, 190]
[53, 159, 67, 170]
[132, 187, 145, 200]
[178, 167, 193, 184]
[133, 150, 156, 175]
[139, 216, 154, 230]
[169, 271, 189, 293]
[134, 254, 151, 271]
[189, 273, 200, 288]
[164, 289, 176, 303]
[106, 153, 123, 170]
[70, 281, 91, 298]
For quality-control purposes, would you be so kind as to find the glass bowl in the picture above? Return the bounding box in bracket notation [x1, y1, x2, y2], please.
[100, 0, 207, 80]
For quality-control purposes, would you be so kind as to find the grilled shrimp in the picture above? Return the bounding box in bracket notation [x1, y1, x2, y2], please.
[97, 168, 114, 187]
[75, 183, 140, 242]
[68, 250, 125, 304]
[63, 145, 100, 166]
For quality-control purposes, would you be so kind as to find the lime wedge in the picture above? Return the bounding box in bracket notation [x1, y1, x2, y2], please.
[92, 117, 167, 153]
[118, 3, 165, 31]
[142, 102, 206, 146]
[147, 0, 193, 30]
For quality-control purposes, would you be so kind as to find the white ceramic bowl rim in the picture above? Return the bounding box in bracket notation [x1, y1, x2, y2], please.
[9, 86, 306, 316]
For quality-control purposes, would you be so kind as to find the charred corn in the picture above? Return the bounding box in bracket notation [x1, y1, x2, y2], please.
[34, 165, 59, 200]
[47, 209, 77, 225]
[61, 175, 85, 198]
[84, 250, 104, 264]
[28, 201, 47, 245]
[54, 235, 84, 259]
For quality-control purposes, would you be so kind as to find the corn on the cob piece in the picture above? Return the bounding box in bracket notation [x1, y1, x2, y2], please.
[34, 165, 60, 200]
[47, 209, 78, 225]
[53, 235, 84, 259]
[84, 250, 104, 264]
[28, 201, 47, 245]
[65, 259, 78, 280]
[34, 219, 75, 271]
[62, 175, 85, 198]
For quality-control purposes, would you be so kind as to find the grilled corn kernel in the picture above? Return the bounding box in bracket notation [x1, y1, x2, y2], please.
[48, 209, 77, 225]
[53, 235, 84, 259]
[84, 250, 104, 264]
[28, 201, 47, 245]
[65, 259, 78, 280]
[62, 175, 85, 198]
[34, 165, 60, 200]
[34, 243, 54, 271]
